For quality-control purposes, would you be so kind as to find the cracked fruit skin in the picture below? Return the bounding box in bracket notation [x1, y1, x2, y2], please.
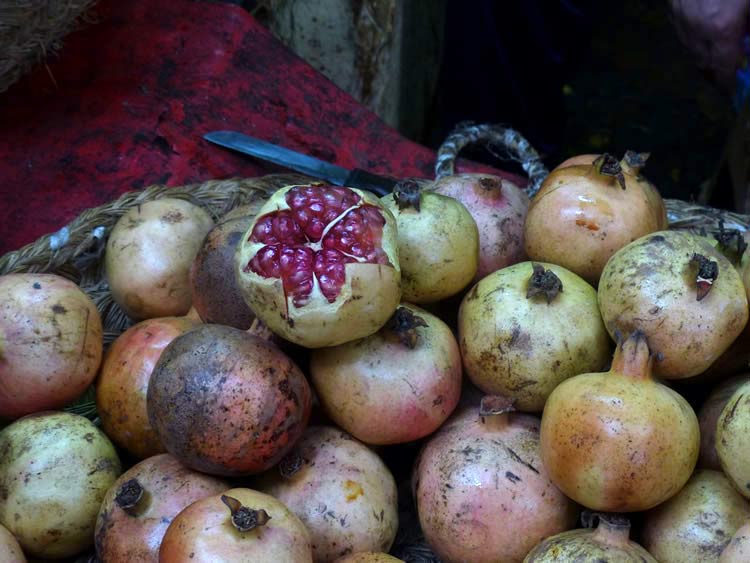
[598, 230, 749, 379]
[413, 405, 577, 563]
[540, 333, 700, 512]
[236, 183, 401, 348]
[458, 261, 611, 412]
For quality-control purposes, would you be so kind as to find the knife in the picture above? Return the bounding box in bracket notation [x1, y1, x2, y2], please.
[203, 130, 397, 197]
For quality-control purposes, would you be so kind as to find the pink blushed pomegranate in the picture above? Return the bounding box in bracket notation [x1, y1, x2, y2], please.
[236, 183, 401, 348]
[310, 305, 462, 445]
[431, 174, 529, 279]
[413, 397, 578, 563]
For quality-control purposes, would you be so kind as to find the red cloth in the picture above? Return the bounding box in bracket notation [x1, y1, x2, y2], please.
[0, 0, 518, 255]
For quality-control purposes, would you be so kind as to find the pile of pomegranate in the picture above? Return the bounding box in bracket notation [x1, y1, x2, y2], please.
[2, 160, 750, 562]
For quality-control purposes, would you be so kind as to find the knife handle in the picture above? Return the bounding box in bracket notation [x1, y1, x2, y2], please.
[344, 169, 398, 198]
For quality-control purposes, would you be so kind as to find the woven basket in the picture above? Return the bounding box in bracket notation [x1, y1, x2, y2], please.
[0, 0, 98, 93]
[2, 126, 749, 563]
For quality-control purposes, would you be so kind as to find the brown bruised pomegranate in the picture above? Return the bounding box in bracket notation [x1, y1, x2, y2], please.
[721, 521, 750, 562]
[96, 316, 200, 460]
[0, 273, 103, 420]
[255, 426, 399, 561]
[189, 204, 256, 329]
[0, 524, 25, 563]
[414, 397, 578, 563]
[540, 332, 699, 512]
[147, 324, 311, 476]
[158, 488, 313, 562]
[524, 152, 667, 284]
[458, 261, 611, 412]
[0, 412, 121, 559]
[380, 181, 479, 303]
[641, 469, 750, 562]
[698, 375, 750, 470]
[523, 513, 656, 562]
[598, 230, 749, 379]
[95, 453, 228, 562]
[716, 380, 750, 499]
[105, 198, 214, 320]
[310, 305, 462, 444]
[236, 183, 400, 348]
[431, 174, 529, 279]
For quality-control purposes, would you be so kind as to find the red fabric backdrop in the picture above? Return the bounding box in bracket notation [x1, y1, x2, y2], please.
[0, 0, 519, 256]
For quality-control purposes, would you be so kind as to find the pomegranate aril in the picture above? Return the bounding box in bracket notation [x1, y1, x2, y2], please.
[314, 249, 354, 303]
[285, 185, 361, 242]
[324, 205, 389, 263]
[279, 247, 315, 307]
[250, 211, 306, 245]
[246, 245, 281, 277]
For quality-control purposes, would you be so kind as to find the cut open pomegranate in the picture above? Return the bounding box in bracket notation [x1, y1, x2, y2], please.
[246, 186, 390, 306]
[236, 183, 401, 348]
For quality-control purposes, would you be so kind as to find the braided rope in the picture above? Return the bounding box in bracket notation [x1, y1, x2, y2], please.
[435, 122, 549, 197]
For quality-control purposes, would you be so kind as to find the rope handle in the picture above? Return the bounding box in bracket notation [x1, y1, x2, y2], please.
[435, 122, 549, 197]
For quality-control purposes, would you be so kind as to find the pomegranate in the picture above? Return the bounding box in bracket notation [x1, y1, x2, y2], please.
[0, 524, 25, 563]
[147, 324, 311, 476]
[598, 230, 749, 379]
[524, 152, 667, 284]
[458, 262, 611, 412]
[413, 397, 578, 563]
[431, 174, 529, 279]
[716, 379, 750, 499]
[96, 316, 200, 459]
[334, 553, 403, 562]
[310, 304, 462, 444]
[189, 204, 256, 328]
[698, 375, 749, 470]
[642, 469, 750, 562]
[255, 426, 399, 561]
[540, 332, 699, 512]
[380, 181, 478, 303]
[158, 488, 313, 562]
[524, 512, 656, 562]
[235, 183, 400, 348]
[0, 273, 103, 420]
[0, 411, 121, 559]
[721, 521, 750, 562]
[553, 153, 599, 169]
[95, 453, 228, 562]
[105, 197, 214, 320]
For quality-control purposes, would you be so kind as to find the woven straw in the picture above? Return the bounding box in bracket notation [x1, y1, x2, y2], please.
[0, 0, 99, 93]
[2, 127, 749, 563]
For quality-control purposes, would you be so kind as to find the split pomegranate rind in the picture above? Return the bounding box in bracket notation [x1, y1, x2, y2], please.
[236, 184, 401, 348]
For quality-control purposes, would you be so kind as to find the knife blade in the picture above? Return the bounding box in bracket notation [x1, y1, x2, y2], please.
[203, 131, 397, 197]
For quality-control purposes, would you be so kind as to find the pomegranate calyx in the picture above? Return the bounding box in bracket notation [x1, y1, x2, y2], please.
[713, 220, 747, 266]
[610, 331, 654, 381]
[593, 154, 626, 189]
[385, 306, 428, 349]
[393, 179, 422, 211]
[583, 511, 632, 546]
[690, 253, 718, 301]
[526, 263, 563, 304]
[278, 450, 304, 479]
[115, 478, 144, 511]
[621, 151, 650, 175]
[479, 395, 516, 416]
[221, 495, 272, 532]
